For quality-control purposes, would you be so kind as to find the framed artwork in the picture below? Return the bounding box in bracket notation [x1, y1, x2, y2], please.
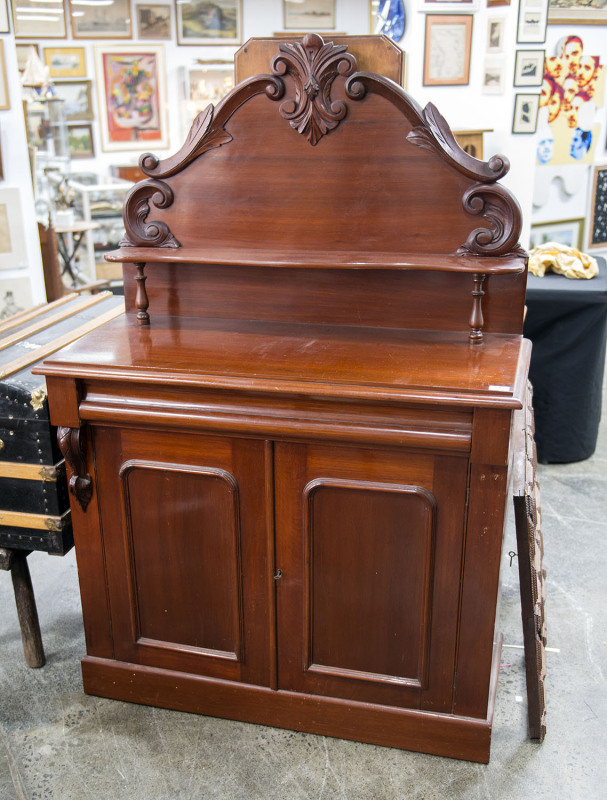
[514, 49, 545, 86]
[136, 4, 172, 40]
[44, 47, 87, 79]
[12, 0, 66, 38]
[0, 278, 32, 319]
[419, 0, 478, 10]
[0, 0, 9, 33]
[68, 124, 95, 159]
[588, 165, 607, 250]
[512, 93, 540, 133]
[482, 57, 506, 94]
[68, 0, 132, 39]
[95, 45, 169, 151]
[530, 218, 584, 250]
[54, 80, 94, 121]
[517, 0, 548, 44]
[487, 0, 510, 5]
[486, 16, 506, 53]
[0, 41, 8, 111]
[283, 0, 335, 30]
[0, 189, 29, 271]
[16, 44, 40, 73]
[423, 15, 473, 86]
[177, 0, 242, 45]
[548, 1, 607, 26]
[184, 62, 234, 127]
[370, 1, 406, 43]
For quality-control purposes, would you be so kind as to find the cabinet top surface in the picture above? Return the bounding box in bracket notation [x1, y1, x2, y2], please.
[39, 314, 530, 409]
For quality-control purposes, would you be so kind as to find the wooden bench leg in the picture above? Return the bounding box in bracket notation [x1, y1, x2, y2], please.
[0, 548, 46, 668]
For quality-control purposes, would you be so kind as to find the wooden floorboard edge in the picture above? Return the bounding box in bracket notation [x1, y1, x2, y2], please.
[81, 656, 493, 763]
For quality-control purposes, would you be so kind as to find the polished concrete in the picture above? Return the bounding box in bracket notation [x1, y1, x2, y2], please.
[2, 399, 606, 799]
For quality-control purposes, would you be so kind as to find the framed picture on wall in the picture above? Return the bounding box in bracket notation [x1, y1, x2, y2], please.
[529, 218, 585, 250]
[486, 16, 506, 53]
[177, 0, 242, 45]
[423, 15, 473, 86]
[512, 93, 540, 133]
[517, 0, 548, 44]
[0, 188, 29, 271]
[16, 44, 40, 73]
[0, 41, 9, 111]
[95, 45, 169, 151]
[54, 80, 94, 121]
[548, 1, 607, 26]
[12, 0, 66, 38]
[283, 0, 335, 30]
[68, 0, 132, 39]
[514, 49, 545, 86]
[0, 0, 9, 34]
[136, 4, 172, 40]
[482, 57, 506, 94]
[68, 124, 95, 159]
[418, 0, 478, 10]
[44, 47, 87, 79]
[588, 165, 607, 250]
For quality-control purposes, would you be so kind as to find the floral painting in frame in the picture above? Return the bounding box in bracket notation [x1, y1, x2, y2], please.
[95, 45, 169, 151]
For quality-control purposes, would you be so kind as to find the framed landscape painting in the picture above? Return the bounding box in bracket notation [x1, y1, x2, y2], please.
[69, 0, 132, 39]
[95, 45, 169, 151]
[54, 80, 94, 121]
[12, 0, 66, 38]
[529, 218, 584, 250]
[136, 4, 172, 39]
[177, 0, 241, 45]
[44, 47, 87, 79]
[68, 124, 95, 159]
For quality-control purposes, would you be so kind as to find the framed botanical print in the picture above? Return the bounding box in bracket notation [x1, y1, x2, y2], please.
[423, 15, 473, 86]
[283, 0, 335, 29]
[136, 4, 172, 40]
[12, 0, 67, 38]
[512, 93, 540, 134]
[44, 47, 87, 79]
[177, 0, 242, 45]
[68, 0, 132, 39]
[514, 49, 545, 86]
[68, 124, 95, 159]
[54, 80, 94, 121]
[95, 45, 169, 151]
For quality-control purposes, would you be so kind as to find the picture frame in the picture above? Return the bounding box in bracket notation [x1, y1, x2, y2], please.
[68, 123, 95, 159]
[530, 218, 585, 251]
[486, 16, 506, 53]
[95, 45, 169, 151]
[54, 80, 94, 121]
[588, 165, 607, 251]
[0, 278, 32, 319]
[283, 0, 335, 30]
[482, 57, 506, 95]
[418, 0, 478, 11]
[184, 62, 235, 128]
[68, 0, 132, 39]
[0, 41, 8, 111]
[12, 0, 66, 39]
[548, 1, 607, 26]
[512, 93, 540, 134]
[136, 4, 173, 40]
[0, 188, 29, 271]
[44, 47, 87, 79]
[16, 44, 40, 74]
[423, 15, 473, 86]
[0, 0, 9, 34]
[517, 0, 548, 44]
[514, 49, 545, 87]
[177, 0, 242, 45]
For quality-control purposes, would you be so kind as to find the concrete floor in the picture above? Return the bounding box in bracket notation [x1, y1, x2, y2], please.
[2, 402, 606, 799]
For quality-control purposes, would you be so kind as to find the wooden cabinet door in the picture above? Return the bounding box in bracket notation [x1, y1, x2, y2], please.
[92, 426, 272, 687]
[274, 442, 468, 712]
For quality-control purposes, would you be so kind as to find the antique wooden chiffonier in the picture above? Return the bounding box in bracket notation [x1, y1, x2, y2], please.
[38, 36, 530, 762]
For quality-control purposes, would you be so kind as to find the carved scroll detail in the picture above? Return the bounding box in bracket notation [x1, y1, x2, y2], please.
[458, 183, 522, 257]
[57, 427, 93, 513]
[270, 33, 357, 146]
[120, 179, 181, 248]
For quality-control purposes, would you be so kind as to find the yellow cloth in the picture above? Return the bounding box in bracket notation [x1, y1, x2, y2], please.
[528, 242, 599, 279]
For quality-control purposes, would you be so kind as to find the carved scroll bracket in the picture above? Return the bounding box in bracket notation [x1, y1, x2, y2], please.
[120, 179, 181, 249]
[270, 33, 357, 146]
[57, 427, 93, 513]
[459, 183, 523, 257]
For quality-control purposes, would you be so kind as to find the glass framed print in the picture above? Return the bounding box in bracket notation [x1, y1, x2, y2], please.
[177, 1, 242, 45]
[517, 0, 548, 44]
[136, 4, 172, 39]
[283, 0, 335, 30]
[54, 80, 94, 121]
[588, 165, 607, 250]
[512, 93, 540, 133]
[95, 45, 169, 151]
[68, 0, 132, 39]
[423, 15, 473, 86]
[0, 0, 9, 33]
[12, 0, 66, 39]
[0, 41, 8, 110]
[530, 218, 584, 250]
[0, 188, 29, 271]
[548, 1, 607, 26]
[44, 47, 87, 79]
[68, 123, 95, 159]
[514, 49, 545, 86]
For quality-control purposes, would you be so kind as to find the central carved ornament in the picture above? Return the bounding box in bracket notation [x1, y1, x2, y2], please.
[271, 33, 357, 146]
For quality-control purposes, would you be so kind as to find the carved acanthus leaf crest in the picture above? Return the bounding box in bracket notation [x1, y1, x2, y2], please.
[120, 179, 181, 248]
[270, 33, 357, 145]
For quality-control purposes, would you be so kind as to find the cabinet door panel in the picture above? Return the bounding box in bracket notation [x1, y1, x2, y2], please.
[275, 442, 467, 711]
[93, 427, 271, 686]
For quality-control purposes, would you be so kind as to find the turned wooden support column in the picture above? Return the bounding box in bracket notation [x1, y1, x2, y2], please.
[0, 548, 45, 668]
[469, 273, 486, 344]
[134, 261, 150, 325]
